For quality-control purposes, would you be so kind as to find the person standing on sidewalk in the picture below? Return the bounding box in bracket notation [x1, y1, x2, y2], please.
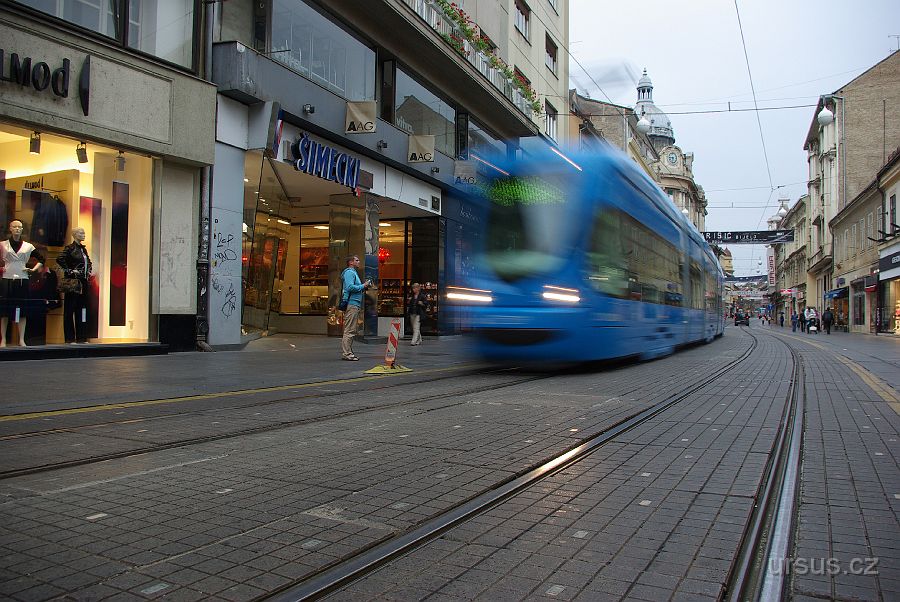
[340, 255, 371, 361]
[822, 307, 834, 335]
[408, 282, 427, 345]
[779, 311, 785, 328]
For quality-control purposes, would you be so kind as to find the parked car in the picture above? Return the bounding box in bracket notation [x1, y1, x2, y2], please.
[734, 311, 750, 326]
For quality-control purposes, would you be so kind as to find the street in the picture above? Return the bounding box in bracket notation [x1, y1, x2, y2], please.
[1, 325, 898, 601]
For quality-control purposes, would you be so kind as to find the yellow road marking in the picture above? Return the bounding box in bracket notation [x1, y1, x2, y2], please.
[770, 330, 900, 414]
[0, 364, 476, 424]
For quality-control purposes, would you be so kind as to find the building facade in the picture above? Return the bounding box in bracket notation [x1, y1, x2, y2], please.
[634, 70, 707, 232]
[876, 147, 900, 334]
[0, 2, 216, 351]
[773, 195, 808, 319]
[209, 0, 569, 347]
[804, 50, 900, 314]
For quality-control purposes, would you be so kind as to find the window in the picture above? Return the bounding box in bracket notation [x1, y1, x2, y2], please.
[867, 212, 874, 247]
[17, 0, 196, 69]
[587, 209, 683, 306]
[394, 67, 456, 157]
[851, 223, 857, 257]
[545, 35, 558, 74]
[891, 194, 897, 234]
[545, 101, 558, 141]
[271, 0, 376, 101]
[514, 0, 530, 39]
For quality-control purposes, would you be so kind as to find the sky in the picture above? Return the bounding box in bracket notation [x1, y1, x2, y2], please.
[569, 0, 900, 276]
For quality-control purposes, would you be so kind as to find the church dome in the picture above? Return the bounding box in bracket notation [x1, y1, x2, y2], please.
[635, 69, 675, 144]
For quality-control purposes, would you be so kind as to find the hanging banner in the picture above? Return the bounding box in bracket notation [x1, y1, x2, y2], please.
[345, 100, 376, 134]
[454, 160, 477, 185]
[408, 135, 435, 163]
[767, 247, 776, 286]
[725, 275, 767, 283]
[703, 230, 794, 244]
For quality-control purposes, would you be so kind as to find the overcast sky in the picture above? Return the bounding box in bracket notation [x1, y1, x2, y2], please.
[569, 0, 900, 276]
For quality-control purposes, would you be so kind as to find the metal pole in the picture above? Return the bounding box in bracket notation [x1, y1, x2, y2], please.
[196, 0, 216, 352]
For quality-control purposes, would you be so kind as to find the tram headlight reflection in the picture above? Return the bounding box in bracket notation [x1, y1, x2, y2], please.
[542, 285, 580, 303]
[447, 287, 493, 303]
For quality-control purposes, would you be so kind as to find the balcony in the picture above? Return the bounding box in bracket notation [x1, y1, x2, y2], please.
[401, 0, 535, 119]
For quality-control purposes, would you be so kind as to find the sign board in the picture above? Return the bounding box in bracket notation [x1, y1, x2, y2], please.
[703, 230, 794, 244]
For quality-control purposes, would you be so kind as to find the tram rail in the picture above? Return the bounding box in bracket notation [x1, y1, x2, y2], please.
[266, 331, 777, 601]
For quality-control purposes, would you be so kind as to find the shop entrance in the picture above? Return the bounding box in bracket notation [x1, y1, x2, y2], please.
[241, 152, 438, 339]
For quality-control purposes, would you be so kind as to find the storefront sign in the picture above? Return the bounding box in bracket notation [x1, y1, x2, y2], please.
[703, 230, 795, 244]
[454, 160, 477, 185]
[290, 132, 360, 191]
[408, 135, 435, 163]
[878, 250, 900, 274]
[0, 48, 90, 116]
[345, 101, 376, 133]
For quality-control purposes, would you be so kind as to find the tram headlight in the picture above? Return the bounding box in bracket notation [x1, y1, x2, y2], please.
[447, 286, 493, 303]
[542, 285, 580, 303]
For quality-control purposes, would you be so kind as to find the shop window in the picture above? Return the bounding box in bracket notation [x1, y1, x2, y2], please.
[853, 285, 865, 325]
[17, 0, 196, 69]
[297, 225, 329, 314]
[270, 0, 376, 101]
[394, 68, 456, 157]
[376, 221, 406, 317]
[0, 127, 152, 346]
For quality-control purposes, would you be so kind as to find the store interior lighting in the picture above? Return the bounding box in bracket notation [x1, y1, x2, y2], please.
[76, 142, 88, 164]
[29, 131, 41, 155]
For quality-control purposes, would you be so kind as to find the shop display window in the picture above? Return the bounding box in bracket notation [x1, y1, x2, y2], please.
[377, 221, 406, 316]
[0, 126, 152, 347]
[297, 225, 330, 314]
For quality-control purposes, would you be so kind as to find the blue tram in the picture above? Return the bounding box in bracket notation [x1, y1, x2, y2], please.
[448, 146, 724, 363]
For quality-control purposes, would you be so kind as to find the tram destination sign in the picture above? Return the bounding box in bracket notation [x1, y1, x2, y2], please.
[703, 230, 794, 244]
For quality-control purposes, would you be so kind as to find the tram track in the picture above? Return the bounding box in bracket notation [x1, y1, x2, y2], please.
[0, 368, 554, 480]
[262, 331, 769, 601]
[721, 327, 804, 601]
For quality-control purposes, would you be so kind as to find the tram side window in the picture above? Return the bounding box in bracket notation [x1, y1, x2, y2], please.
[587, 209, 682, 305]
[705, 264, 717, 313]
[689, 258, 703, 310]
[586, 210, 628, 298]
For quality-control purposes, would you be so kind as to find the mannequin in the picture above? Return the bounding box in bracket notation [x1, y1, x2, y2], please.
[0, 220, 44, 346]
[56, 227, 92, 344]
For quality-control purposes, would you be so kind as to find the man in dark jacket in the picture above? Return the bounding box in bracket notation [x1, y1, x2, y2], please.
[822, 307, 834, 335]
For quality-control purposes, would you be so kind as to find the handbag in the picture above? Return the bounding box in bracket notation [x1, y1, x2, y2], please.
[338, 298, 349, 311]
[58, 277, 82, 295]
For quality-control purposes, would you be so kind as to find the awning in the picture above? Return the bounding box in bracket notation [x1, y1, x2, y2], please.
[865, 275, 878, 293]
[824, 287, 848, 299]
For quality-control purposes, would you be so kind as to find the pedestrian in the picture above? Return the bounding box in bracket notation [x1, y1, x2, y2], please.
[791, 311, 798, 332]
[805, 306, 816, 334]
[822, 307, 834, 335]
[408, 282, 427, 345]
[779, 311, 785, 328]
[339, 255, 371, 361]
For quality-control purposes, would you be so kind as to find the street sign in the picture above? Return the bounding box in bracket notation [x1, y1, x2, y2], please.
[703, 230, 795, 244]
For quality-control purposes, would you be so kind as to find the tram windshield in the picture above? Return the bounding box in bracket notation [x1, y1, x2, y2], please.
[482, 174, 575, 281]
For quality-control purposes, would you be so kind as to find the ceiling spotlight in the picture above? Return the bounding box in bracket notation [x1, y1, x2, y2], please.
[115, 151, 126, 172]
[377, 139, 388, 150]
[430, 166, 440, 174]
[303, 103, 315, 114]
[29, 132, 41, 155]
[378, 222, 391, 227]
[76, 142, 88, 164]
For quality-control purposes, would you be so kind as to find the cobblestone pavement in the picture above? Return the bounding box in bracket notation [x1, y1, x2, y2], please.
[0, 325, 897, 601]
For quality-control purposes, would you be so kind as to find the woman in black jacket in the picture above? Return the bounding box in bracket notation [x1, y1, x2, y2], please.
[56, 228, 92, 343]
[408, 283, 427, 345]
